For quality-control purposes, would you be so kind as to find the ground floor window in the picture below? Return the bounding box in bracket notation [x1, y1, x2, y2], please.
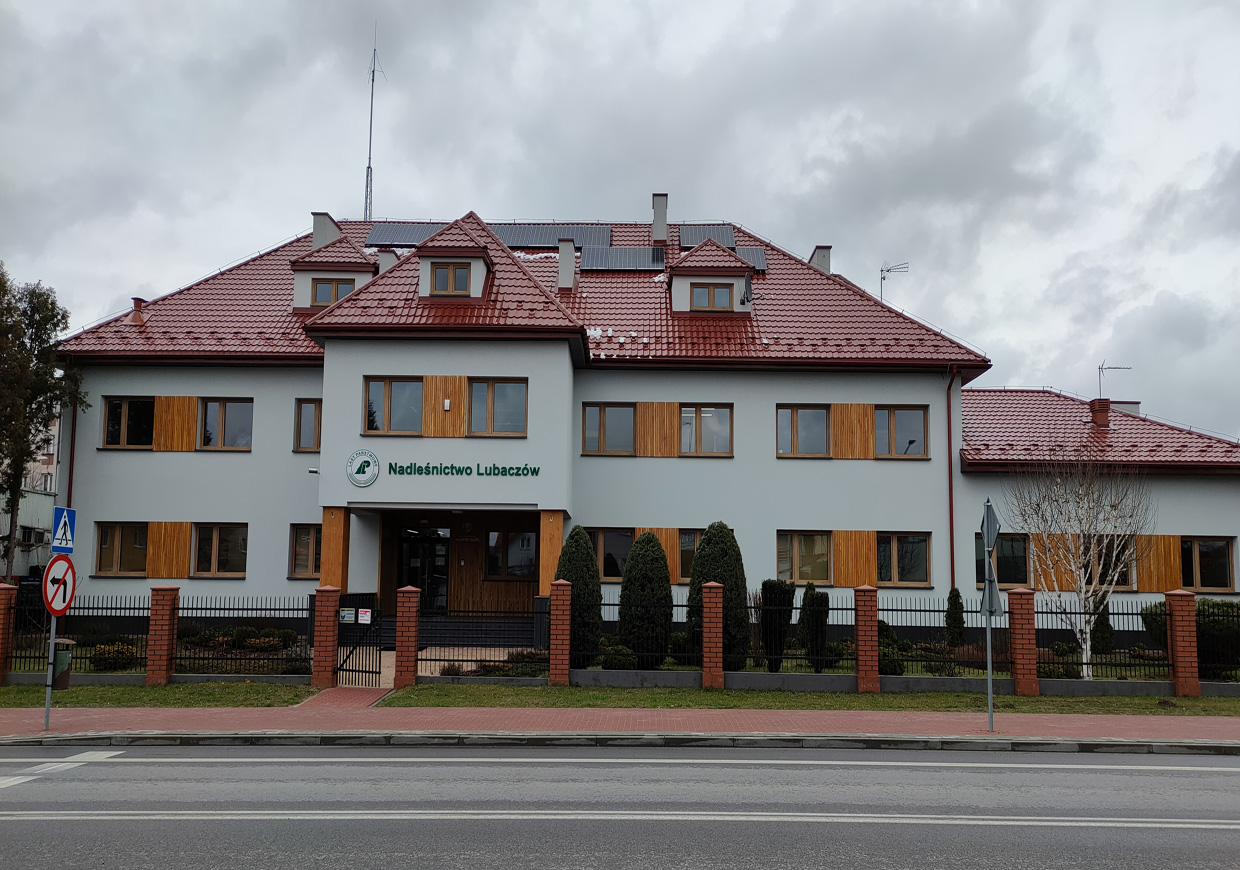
[588, 528, 634, 581]
[289, 524, 322, 579]
[877, 533, 929, 586]
[776, 531, 831, 585]
[1182, 537, 1233, 591]
[194, 524, 248, 577]
[974, 533, 1029, 587]
[95, 523, 148, 576]
[679, 529, 704, 582]
[486, 531, 538, 580]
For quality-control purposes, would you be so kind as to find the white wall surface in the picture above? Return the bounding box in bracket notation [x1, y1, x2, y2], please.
[669, 274, 753, 313]
[293, 270, 377, 308]
[416, 258, 487, 298]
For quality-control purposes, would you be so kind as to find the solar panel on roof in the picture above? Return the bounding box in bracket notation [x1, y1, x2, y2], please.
[580, 246, 666, 271]
[365, 223, 447, 247]
[679, 224, 735, 248]
[490, 224, 611, 248]
[736, 247, 767, 271]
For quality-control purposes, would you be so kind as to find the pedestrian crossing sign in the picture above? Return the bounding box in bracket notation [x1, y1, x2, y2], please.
[51, 506, 76, 555]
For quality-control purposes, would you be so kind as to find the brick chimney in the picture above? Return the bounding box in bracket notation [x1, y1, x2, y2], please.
[1090, 398, 1111, 429]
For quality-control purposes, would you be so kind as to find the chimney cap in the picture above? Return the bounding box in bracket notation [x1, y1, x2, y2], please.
[123, 297, 149, 326]
[1089, 397, 1111, 429]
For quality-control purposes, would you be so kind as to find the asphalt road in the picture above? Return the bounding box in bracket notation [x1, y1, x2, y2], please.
[1, 746, 1238, 869]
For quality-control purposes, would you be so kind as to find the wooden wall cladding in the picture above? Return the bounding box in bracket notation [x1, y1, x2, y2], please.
[320, 507, 351, 592]
[422, 376, 469, 438]
[146, 521, 191, 579]
[450, 532, 539, 611]
[832, 530, 876, 587]
[636, 527, 681, 582]
[152, 396, 198, 452]
[539, 510, 565, 596]
[1030, 534, 1076, 591]
[1137, 535, 1182, 593]
[831, 404, 875, 459]
[635, 402, 679, 457]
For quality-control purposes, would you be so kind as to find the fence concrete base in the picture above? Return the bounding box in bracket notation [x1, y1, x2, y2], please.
[419, 676, 549, 687]
[881, 676, 1016, 694]
[724, 673, 857, 693]
[169, 674, 311, 685]
[1201, 682, 1240, 697]
[5, 673, 147, 687]
[570, 669, 700, 688]
[1038, 679, 1174, 697]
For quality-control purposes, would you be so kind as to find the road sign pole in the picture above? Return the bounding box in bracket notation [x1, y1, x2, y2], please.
[980, 498, 1002, 735]
[985, 596, 994, 733]
[44, 614, 57, 732]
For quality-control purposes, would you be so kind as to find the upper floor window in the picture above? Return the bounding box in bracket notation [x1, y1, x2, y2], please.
[690, 283, 733, 311]
[364, 378, 423, 435]
[194, 523, 248, 577]
[289, 524, 322, 579]
[470, 379, 527, 436]
[875, 406, 927, 458]
[201, 399, 254, 450]
[294, 399, 321, 451]
[680, 404, 732, 456]
[103, 397, 154, 448]
[96, 522, 148, 577]
[583, 403, 635, 455]
[777, 531, 831, 585]
[486, 531, 538, 580]
[776, 405, 829, 458]
[974, 533, 1029, 587]
[1181, 538, 1233, 591]
[312, 278, 354, 307]
[431, 263, 470, 296]
[587, 528, 634, 581]
[877, 533, 929, 586]
[679, 529, 704, 583]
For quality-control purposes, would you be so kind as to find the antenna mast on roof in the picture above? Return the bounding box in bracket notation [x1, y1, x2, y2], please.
[1097, 360, 1132, 397]
[363, 24, 386, 221]
[879, 261, 908, 303]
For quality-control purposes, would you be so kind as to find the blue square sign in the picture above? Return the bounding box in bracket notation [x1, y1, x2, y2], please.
[51, 506, 76, 555]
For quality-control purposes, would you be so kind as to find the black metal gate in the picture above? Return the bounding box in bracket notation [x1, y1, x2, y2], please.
[335, 592, 383, 687]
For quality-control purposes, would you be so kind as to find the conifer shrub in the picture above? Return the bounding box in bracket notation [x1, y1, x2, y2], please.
[759, 579, 795, 673]
[556, 525, 603, 668]
[618, 532, 673, 669]
[944, 587, 967, 647]
[1090, 601, 1115, 656]
[798, 582, 832, 673]
[687, 521, 750, 670]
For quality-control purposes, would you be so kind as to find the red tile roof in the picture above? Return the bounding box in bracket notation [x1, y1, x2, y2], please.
[413, 219, 491, 256]
[668, 237, 754, 274]
[289, 234, 375, 269]
[961, 389, 1240, 471]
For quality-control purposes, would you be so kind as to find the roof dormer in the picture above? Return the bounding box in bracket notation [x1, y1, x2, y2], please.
[291, 213, 378, 310]
[414, 220, 494, 300]
[667, 237, 755, 313]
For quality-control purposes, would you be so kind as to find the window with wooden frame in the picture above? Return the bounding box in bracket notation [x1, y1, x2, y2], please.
[974, 533, 1029, 588]
[690, 283, 733, 311]
[363, 377, 424, 435]
[193, 524, 248, 577]
[776, 531, 832, 585]
[469, 379, 527, 436]
[102, 397, 155, 448]
[587, 528, 635, 581]
[776, 405, 829, 458]
[874, 406, 928, 457]
[877, 533, 930, 586]
[311, 278, 355, 306]
[289, 524, 322, 579]
[95, 523, 148, 577]
[679, 529, 704, 582]
[294, 399, 322, 452]
[679, 405, 732, 456]
[486, 531, 538, 580]
[200, 399, 254, 450]
[582, 403, 635, 455]
[1180, 537, 1233, 591]
[431, 262, 471, 296]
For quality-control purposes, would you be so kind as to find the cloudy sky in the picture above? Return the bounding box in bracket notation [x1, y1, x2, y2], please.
[3, 1, 1239, 437]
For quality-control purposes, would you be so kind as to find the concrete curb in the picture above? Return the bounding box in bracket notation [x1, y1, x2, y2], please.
[0, 729, 1238, 754]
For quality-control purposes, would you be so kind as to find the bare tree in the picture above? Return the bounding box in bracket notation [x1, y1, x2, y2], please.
[1002, 448, 1155, 679]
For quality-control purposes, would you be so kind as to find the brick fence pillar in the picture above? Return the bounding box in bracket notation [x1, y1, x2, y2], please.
[854, 585, 880, 693]
[393, 585, 421, 690]
[550, 579, 571, 686]
[0, 583, 16, 681]
[311, 585, 341, 689]
[1006, 587, 1039, 697]
[1165, 589, 1201, 698]
[701, 581, 724, 689]
[145, 585, 180, 687]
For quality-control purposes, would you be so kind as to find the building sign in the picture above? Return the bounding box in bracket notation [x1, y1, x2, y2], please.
[388, 461, 541, 478]
[346, 449, 380, 487]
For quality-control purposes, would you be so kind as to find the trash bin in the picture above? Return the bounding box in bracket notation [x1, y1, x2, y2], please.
[52, 638, 75, 690]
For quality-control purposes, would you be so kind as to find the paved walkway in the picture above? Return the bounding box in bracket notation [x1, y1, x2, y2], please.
[0, 688, 1237, 747]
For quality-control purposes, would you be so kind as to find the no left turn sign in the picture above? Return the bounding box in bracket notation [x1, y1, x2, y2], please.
[42, 554, 78, 617]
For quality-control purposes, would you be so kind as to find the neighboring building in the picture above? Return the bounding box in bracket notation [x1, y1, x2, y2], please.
[54, 197, 1240, 611]
[1, 417, 59, 583]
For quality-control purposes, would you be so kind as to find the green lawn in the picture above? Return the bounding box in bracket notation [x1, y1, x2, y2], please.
[0, 682, 319, 708]
[381, 683, 1240, 716]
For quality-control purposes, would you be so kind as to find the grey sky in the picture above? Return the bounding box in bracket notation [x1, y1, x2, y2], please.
[3, 0, 1239, 437]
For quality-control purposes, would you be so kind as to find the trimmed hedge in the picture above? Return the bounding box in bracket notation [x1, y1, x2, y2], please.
[618, 532, 673, 669]
[759, 579, 795, 673]
[798, 582, 833, 673]
[687, 521, 750, 670]
[944, 587, 966, 648]
[557, 525, 603, 668]
[1143, 599, 1240, 680]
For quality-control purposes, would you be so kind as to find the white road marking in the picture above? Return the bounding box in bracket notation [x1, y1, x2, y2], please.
[0, 808, 1236, 829]
[63, 751, 125, 762]
[0, 749, 125, 791]
[23, 763, 84, 775]
[0, 777, 39, 790]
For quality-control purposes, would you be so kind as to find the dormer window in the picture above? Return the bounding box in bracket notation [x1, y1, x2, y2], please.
[432, 263, 471, 296]
[691, 283, 733, 311]
[312, 279, 355, 307]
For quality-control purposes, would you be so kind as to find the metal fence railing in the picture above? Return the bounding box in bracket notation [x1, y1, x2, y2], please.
[573, 601, 700, 671]
[877, 596, 1009, 678]
[420, 609, 550, 678]
[175, 596, 312, 676]
[10, 589, 149, 674]
[1035, 597, 1169, 681]
[726, 594, 856, 675]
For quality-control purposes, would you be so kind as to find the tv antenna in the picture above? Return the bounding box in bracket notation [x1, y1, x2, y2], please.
[1097, 360, 1132, 397]
[363, 25, 387, 221]
[879, 261, 908, 303]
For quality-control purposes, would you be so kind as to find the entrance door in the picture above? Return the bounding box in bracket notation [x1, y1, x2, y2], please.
[399, 527, 451, 613]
